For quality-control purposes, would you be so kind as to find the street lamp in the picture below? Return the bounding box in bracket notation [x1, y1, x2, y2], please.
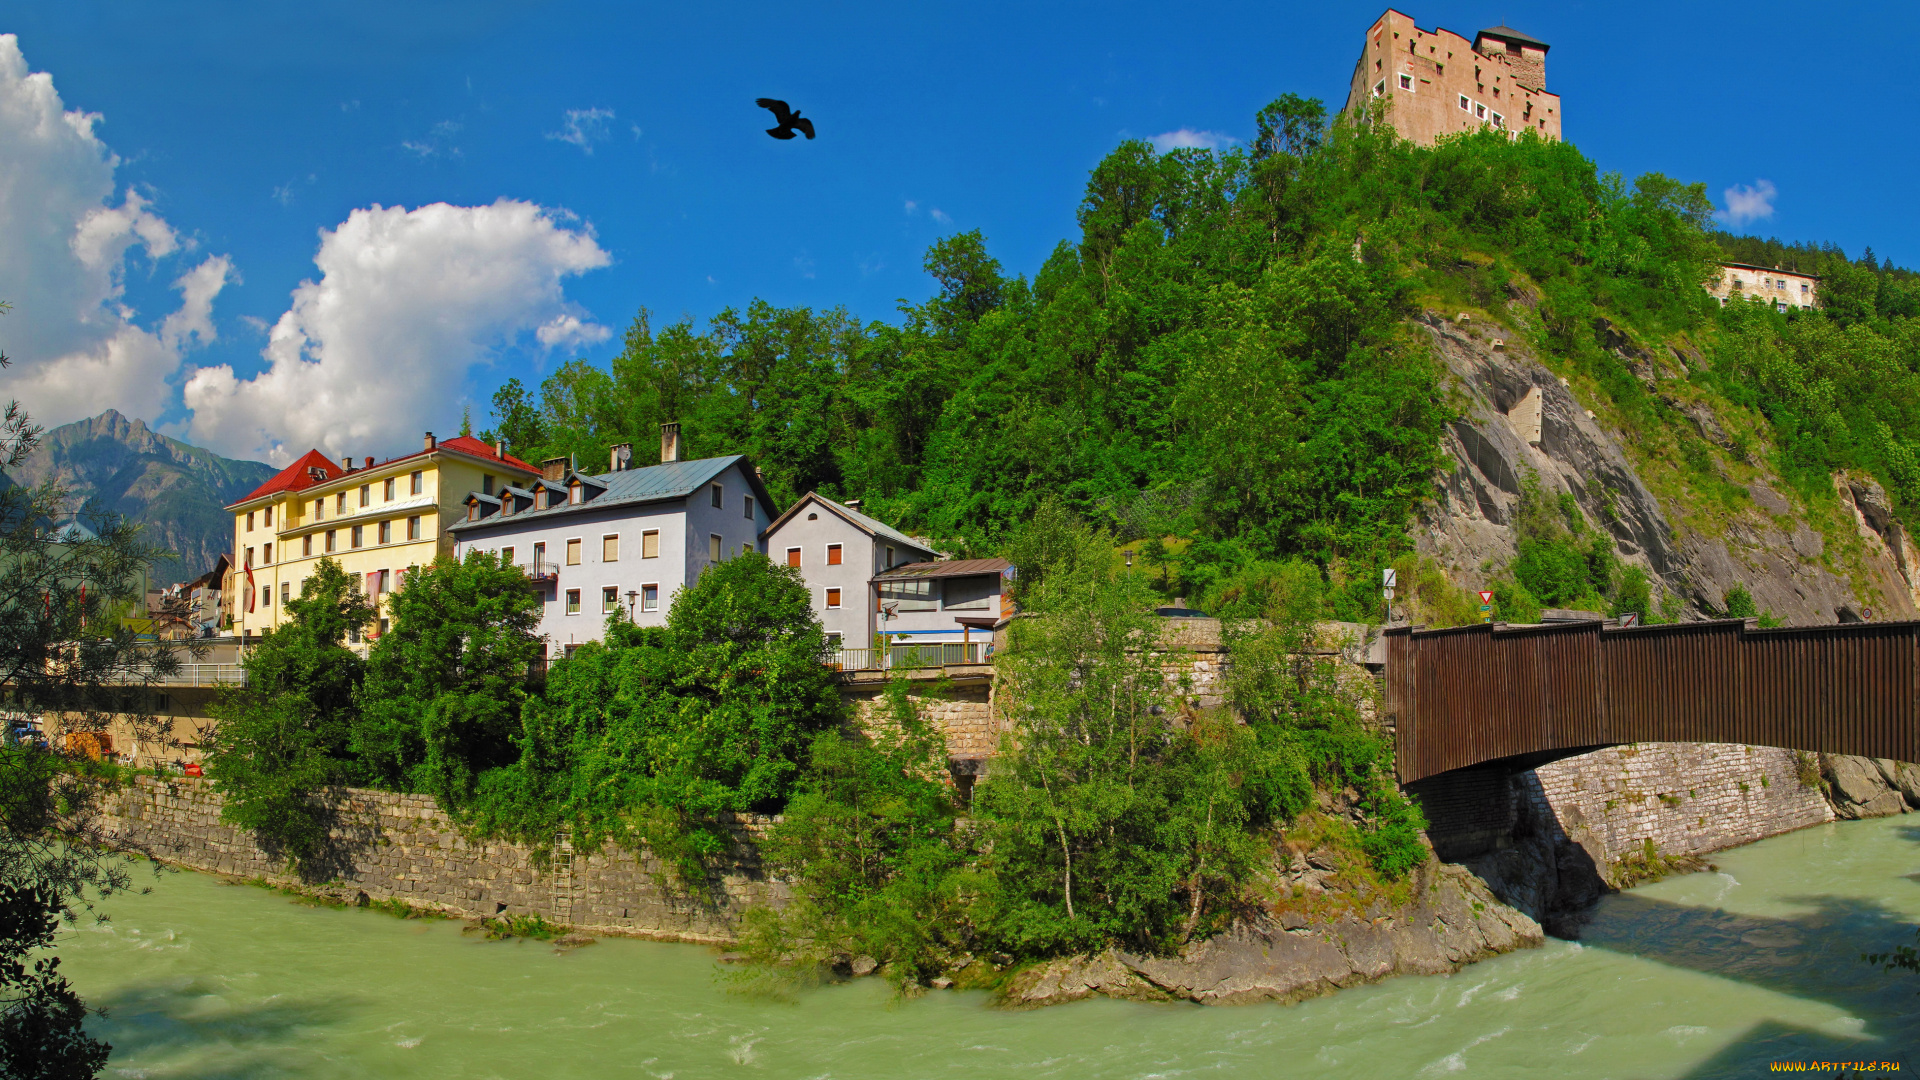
[625, 589, 639, 620]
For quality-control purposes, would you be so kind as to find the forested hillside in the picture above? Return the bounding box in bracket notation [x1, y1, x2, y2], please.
[486, 97, 1920, 623]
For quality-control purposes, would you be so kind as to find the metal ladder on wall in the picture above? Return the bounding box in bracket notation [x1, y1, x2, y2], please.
[550, 832, 577, 925]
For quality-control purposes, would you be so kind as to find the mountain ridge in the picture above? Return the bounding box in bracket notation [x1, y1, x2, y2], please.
[2, 410, 275, 579]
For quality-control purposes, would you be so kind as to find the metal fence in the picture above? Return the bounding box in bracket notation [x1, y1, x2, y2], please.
[828, 642, 984, 671]
[1385, 618, 1920, 783]
[142, 664, 249, 687]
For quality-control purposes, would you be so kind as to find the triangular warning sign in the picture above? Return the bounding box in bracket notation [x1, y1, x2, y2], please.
[1478, 590, 1494, 604]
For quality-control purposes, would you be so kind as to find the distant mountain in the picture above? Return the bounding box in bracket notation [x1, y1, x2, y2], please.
[2, 410, 276, 581]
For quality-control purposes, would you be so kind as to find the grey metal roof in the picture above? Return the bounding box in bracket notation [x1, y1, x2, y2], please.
[449, 455, 773, 534]
[763, 491, 935, 555]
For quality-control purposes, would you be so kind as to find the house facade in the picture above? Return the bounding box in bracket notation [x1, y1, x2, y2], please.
[1708, 263, 1819, 312]
[225, 434, 542, 641]
[447, 443, 773, 658]
[763, 492, 964, 649]
[871, 556, 1014, 659]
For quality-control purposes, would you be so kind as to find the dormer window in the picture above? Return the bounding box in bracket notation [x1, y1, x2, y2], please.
[569, 482, 581, 506]
[467, 501, 478, 522]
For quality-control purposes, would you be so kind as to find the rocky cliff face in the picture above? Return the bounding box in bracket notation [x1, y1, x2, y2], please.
[3, 410, 274, 579]
[1413, 309, 1918, 623]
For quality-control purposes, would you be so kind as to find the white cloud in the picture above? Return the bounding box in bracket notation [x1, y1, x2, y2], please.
[1718, 179, 1777, 227]
[548, 107, 614, 154]
[0, 34, 229, 426]
[1149, 128, 1236, 153]
[182, 199, 611, 465]
[930, 208, 952, 225]
[903, 199, 918, 214]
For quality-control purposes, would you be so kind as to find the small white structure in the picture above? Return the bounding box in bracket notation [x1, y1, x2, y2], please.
[1708, 263, 1819, 312]
[447, 427, 772, 658]
[762, 492, 938, 650]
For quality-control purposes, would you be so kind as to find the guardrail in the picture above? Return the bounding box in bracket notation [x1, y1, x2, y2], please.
[828, 642, 984, 671]
[140, 664, 248, 687]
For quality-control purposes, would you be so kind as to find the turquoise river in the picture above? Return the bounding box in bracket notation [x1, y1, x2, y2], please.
[61, 814, 1920, 1078]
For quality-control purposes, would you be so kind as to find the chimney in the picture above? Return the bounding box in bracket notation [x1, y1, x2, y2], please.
[340, 455, 354, 472]
[495, 441, 506, 460]
[541, 456, 569, 483]
[424, 432, 436, 451]
[609, 443, 633, 472]
[845, 499, 861, 511]
[660, 422, 681, 464]
[364, 457, 375, 470]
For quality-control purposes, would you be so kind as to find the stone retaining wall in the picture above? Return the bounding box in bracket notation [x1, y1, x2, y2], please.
[97, 776, 781, 943]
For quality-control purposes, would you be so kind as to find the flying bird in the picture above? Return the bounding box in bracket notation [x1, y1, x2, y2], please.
[756, 98, 815, 140]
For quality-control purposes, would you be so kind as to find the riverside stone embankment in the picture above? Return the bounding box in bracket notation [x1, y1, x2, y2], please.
[95, 776, 781, 943]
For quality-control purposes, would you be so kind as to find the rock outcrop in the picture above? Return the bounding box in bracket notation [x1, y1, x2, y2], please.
[1413, 311, 1920, 624]
[999, 860, 1541, 1008]
[1820, 754, 1920, 819]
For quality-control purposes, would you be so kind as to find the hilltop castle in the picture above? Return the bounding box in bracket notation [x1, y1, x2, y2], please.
[1343, 9, 1562, 146]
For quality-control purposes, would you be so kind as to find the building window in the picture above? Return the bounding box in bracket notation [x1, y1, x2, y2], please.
[352, 525, 364, 548]
[641, 583, 658, 612]
[315, 498, 324, 520]
[1459, 93, 1469, 110]
[383, 478, 395, 500]
[879, 578, 938, 612]
[246, 511, 254, 532]
[826, 588, 842, 609]
[502, 546, 515, 566]
[262, 584, 272, 607]
[711, 482, 723, 509]
[379, 618, 390, 637]
[482, 475, 494, 496]
[407, 516, 421, 541]
[602, 586, 619, 614]
[566, 538, 582, 565]
[337, 492, 347, 513]
[885, 546, 895, 569]
[569, 483, 581, 505]
[565, 589, 580, 615]
[827, 543, 843, 566]
[377, 569, 390, 595]
[533, 542, 546, 573]
[378, 520, 391, 544]
[1372, 79, 1385, 97]
[303, 535, 313, 557]
[264, 506, 274, 526]
[360, 484, 370, 507]
[1398, 73, 1413, 91]
[1491, 112, 1504, 129]
[709, 534, 722, 562]
[279, 581, 291, 604]
[326, 530, 336, 553]
[245, 546, 254, 568]
[787, 548, 802, 567]
[744, 496, 755, 520]
[410, 470, 423, 495]
[1475, 103, 1486, 119]
[603, 534, 619, 562]
[642, 530, 659, 558]
[262, 543, 273, 564]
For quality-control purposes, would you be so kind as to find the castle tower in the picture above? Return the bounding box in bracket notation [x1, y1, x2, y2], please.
[1343, 9, 1562, 147]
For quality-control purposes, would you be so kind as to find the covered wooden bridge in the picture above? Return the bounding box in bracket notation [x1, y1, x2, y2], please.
[1383, 618, 1920, 784]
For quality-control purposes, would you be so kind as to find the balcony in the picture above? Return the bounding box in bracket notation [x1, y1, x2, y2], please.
[829, 642, 984, 671]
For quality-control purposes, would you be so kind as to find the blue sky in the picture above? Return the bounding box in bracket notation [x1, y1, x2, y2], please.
[2, 0, 1913, 465]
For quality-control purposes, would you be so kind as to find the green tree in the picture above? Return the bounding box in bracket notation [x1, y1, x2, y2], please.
[743, 678, 967, 985]
[480, 377, 549, 458]
[205, 558, 372, 868]
[480, 554, 843, 877]
[0, 348, 185, 1077]
[356, 551, 544, 808]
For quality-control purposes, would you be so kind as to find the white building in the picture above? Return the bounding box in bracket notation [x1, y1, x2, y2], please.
[1708, 262, 1819, 312]
[446, 431, 773, 659]
[763, 492, 1011, 663]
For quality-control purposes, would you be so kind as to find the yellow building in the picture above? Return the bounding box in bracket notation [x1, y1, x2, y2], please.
[225, 433, 542, 640]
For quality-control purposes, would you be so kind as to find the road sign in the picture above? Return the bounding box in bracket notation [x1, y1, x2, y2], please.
[1620, 612, 1639, 628]
[1382, 568, 1398, 588]
[1478, 590, 1494, 604]
[1382, 587, 1396, 600]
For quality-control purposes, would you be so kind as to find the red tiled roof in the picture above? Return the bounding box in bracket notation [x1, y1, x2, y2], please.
[228, 449, 346, 508]
[226, 437, 539, 509]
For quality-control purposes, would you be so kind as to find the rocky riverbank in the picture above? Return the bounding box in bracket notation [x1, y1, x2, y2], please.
[999, 857, 1541, 1007]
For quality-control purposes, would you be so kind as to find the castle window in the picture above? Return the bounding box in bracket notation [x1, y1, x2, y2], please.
[1475, 103, 1486, 119]
[1459, 94, 1470, 111]
[1491, 112, 1504, 129]
[1398, 73, 1413, 91]
[1373, 79, 1386, 98]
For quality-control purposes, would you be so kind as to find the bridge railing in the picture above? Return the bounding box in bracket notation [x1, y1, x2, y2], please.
[1385, 617, 1920, 783]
